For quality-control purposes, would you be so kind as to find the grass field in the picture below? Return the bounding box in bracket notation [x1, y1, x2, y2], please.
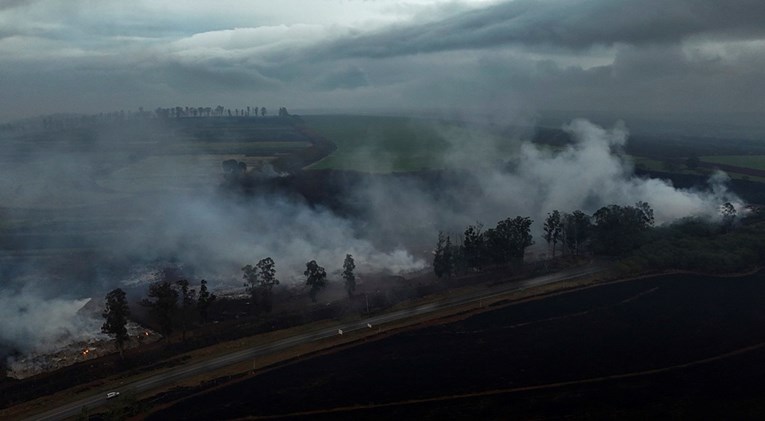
[632, 156, 765, 182]
[702, 155, 765, 171]
[303, 115, 516, 172]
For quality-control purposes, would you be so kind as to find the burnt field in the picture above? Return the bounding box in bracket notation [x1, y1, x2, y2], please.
[150, 271, 765, 419]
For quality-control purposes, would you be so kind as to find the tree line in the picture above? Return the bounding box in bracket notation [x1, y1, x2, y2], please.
[101, 254, 357, 359]
[430, 200, 754, 279]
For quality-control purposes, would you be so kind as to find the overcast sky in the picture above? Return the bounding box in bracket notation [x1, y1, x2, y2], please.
[2, 0, 765, 130]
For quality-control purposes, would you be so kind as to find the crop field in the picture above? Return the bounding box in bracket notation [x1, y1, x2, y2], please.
[632, 155, 765, 183]
[303, 115, 516, 172]
[151, 271, 765, 419]
[702, 155, 765, 172]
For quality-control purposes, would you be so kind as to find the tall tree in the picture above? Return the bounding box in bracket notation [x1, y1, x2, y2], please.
[562, 210, 592, 256]
[176, 280, 196, 341]
[342, 254, 356, 298]
[304, 260, 327, 302]
[242, 257, 280, 314]
[433, 231, 454, 278]
[256, 257, 279, 312]
[592, 202, 655, 255]
[140, 281, 179, 339]
[102, 288, 130, 360]
[463, 224, 486, 271]
[242, 264, 261, 314]
[543, 210, 562, 258]
[196, 279, 217, 324]
[485, 216, 534, 265]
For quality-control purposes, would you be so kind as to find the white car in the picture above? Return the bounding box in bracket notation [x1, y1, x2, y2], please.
[106, 391, 120, 399]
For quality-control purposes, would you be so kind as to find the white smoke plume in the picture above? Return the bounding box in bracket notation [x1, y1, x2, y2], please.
[356, 119, 742, 249]
[0, 117, 742, 357]
[0, 285, 97, 354]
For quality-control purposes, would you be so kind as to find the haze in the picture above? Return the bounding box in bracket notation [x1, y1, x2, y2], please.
[2, 0, 765, 136]
[0, 0, 761, 371]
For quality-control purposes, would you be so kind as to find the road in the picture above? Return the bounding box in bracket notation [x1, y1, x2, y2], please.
[26, 265, 601, 421]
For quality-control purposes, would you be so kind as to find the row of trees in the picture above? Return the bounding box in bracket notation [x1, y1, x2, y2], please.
[433, 216, 535, 278]
[101, 254, 358, 358]
[154, 105, 282, 119]
[10, 105, 293, 133]
[101, 279, 217, 359]
[433, 201, 750, 279]
[540, 201, 655, 258]
[432, 203, 658, 278]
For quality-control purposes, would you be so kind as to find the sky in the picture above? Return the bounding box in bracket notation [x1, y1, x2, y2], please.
[2, 0, 765, 131]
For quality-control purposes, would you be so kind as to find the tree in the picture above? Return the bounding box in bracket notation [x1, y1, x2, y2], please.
[463, 224, 486, 271]
[102, 288, 130, 360]
[543, 210, 562, 258]
[222, 159, 247, 182]
[433, 231, 455, 278]
[562, 210, 591, 256]
[242, 264, 261, 314]
[242, 257, 280, 314]
[591, 202, 655, 255]
[140, 281, 178, 339]
[721, 202, 737, 231]
[304, 260, 327, 302]
[485, 216, 534, 265]
[196, 279, 217, 324]
[342, 254, 356, 298]
[256, 257, 279, 312]
[176, 280, 196, 341]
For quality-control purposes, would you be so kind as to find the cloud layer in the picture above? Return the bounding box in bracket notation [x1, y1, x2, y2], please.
[1, 0, 764, 134]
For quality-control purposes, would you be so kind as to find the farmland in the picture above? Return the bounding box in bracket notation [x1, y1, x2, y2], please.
[702, 155, 765, 171]
[0, 116, 319, 260]
[303, 115, 518, 172]
[151, 270, 765, 419]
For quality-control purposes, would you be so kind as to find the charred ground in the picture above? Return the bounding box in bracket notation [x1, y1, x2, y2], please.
[150, 270, 765, 419]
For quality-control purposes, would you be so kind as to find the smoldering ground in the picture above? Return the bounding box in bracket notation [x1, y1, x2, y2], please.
[0, 117, 742, 358]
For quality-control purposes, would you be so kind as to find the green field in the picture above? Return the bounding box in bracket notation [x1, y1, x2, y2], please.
[631, 155, 765, 182]
[303, 115, 516, 172]
[702, 155, 765, 171]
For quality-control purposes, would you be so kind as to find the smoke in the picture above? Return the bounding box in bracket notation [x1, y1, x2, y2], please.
[355, 118, 742, 250]
[118, 191, 426, 284]
[0, 284, 98, 354]
[0, 116, 742, 357]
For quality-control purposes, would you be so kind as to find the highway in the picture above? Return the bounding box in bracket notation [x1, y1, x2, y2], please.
[26, 265, 601, 420]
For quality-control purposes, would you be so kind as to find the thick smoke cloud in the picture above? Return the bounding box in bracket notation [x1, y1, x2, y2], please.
[0, 118, 742, 357]
[356, 119, 741, 251]
[0, 285, 96, 354]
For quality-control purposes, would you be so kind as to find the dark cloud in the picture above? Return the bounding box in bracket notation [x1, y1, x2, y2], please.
[319, 0, 765, 58]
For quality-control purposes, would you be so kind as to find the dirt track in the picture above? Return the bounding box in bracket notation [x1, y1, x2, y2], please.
[150, 271, 765, 419]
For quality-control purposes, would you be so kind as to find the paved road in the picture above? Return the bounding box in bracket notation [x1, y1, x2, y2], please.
[26, 265, 601, 421]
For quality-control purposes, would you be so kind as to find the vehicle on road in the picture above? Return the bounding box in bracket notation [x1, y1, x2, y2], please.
[106, 392, 120, 399]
